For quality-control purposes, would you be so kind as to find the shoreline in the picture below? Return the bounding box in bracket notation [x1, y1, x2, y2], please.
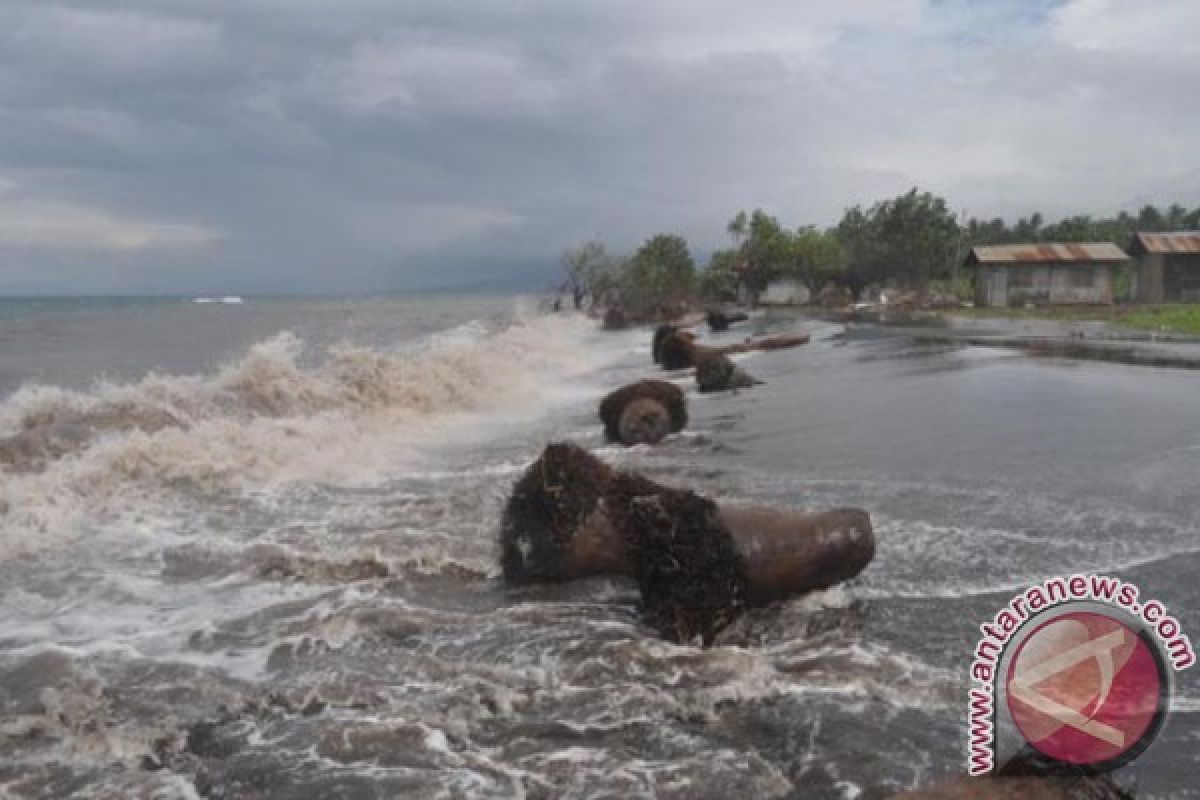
[786, 305, 1200, 369]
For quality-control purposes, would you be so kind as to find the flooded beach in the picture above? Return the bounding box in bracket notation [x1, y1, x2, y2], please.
[0, 297, 1196, 798]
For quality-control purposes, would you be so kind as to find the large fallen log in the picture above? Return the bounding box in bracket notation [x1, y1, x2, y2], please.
[499, 443, 874, 644]
[657, 330, 811, 371]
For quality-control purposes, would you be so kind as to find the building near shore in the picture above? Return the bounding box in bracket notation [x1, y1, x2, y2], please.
[965, 243, 1129, 307]
[758, 278, 811, 306]
[1128, 231, 1200, 303]
[732, 264, 810, 306]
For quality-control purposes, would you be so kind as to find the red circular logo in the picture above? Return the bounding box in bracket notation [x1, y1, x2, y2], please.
[1005, 611, 1167, 767]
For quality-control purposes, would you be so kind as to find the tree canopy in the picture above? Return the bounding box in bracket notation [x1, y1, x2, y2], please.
[560, 240, 618, 308]
[561, 195, 1200, 308]
[836, 188, 960, 293]
[626, 233, 696, 308]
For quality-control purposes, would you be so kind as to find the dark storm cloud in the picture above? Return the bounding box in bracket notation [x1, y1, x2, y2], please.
[0, 0, 1198, 294]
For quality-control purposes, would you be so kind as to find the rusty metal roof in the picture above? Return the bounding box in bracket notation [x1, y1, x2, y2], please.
[965, 243, 1129, 265]
[1131, 231, 1200, 255]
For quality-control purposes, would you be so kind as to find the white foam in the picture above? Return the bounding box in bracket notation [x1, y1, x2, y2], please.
[0, 312, 615, 560]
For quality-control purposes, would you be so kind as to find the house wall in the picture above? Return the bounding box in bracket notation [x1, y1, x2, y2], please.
[1164, 254, 1200, 301]
[1136, 253, 1165, 303]
[976, 267, 1006, 307]
[759, 279, 811, 306]
[976, 263, 1115, 307]
[1047, 265, 1112, 304]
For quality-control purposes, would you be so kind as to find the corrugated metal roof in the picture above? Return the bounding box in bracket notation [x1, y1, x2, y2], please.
[1132, 231, 1200, 255]
[966, 243, 1129, 265]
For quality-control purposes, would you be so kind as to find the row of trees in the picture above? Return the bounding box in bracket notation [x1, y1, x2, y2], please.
[561, 234, 696, 316]
[562, 191, 1200, 307]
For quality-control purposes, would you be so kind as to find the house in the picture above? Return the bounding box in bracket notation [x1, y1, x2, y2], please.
[759, 278, 811, 306]
[1128, 232, 1200, 303]
[964, 243, 1129, 307]
[732, 262, 813, 306]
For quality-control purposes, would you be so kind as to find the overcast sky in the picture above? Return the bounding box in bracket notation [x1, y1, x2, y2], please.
[1, 0, 1198, 295]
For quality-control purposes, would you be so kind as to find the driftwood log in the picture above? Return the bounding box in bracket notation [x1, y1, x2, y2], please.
[658, 330, 811, 371]
[499, 443, 874, 644]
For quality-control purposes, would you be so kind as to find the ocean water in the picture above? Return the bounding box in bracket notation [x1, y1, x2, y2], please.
[0, 294, 1196, 798]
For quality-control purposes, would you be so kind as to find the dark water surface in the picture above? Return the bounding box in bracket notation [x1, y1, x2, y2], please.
[0, 297, 1196, 798]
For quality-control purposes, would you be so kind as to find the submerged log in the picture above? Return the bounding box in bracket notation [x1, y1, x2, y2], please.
[706, 308, 749, 332]
[598, 380, 687, 446]
[657, 331, 811, 371]
[651, 324, 679, 365]
[718, 505, 873, 602]
[499, 443, 874, 644]
[731, 333, 811, 353]
[658, 331, 700, 370]
[695, 352, 761, 393]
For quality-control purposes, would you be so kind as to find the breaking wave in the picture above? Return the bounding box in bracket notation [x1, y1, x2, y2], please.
[0, 312, 606, 559]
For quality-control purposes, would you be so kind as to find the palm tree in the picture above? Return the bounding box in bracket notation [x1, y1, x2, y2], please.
[727, 211, 748, 246]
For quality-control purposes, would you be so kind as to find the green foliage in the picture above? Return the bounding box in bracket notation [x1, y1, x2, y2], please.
[750, 210, 795, 285]
[562, 233, 697, 315]
[727, 210, 749, 244]
[927, 276, 974, 303]
[566, 198, 1200, 314]
[785, 226, 845, 292]
[624, 233, 695, 312]
[560, 240, 619, 307]
[1113, 265, 1133, 303]
[700, 249, 740, 301]
[836, 188, 959, 292]
[1118, 305, 1200, 334]
[960, 203, 1200, 250]
[722, 209, 791, 295]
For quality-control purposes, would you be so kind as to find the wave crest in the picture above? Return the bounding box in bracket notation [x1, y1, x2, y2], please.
[0, 313, 603, 558]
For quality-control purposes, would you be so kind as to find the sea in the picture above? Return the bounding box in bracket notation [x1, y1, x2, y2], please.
[0, 293, 1196, 799]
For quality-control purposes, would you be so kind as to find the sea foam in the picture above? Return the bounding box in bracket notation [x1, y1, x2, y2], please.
[0, 311, 608, 559]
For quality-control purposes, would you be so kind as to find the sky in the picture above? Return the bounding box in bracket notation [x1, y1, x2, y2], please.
[1, 0, 1199, 295]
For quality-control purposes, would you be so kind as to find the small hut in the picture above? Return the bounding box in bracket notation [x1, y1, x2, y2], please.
[1128, 232, 1200, 303]
[965, 243, 1129, 308]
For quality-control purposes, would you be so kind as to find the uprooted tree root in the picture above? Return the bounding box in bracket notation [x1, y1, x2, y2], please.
[499, 442, 749, 644]
[499, 442, 613, 584]
[609, 473, 748, 645]
[651, 324, 679, 364]
[598, 380, 688, 443]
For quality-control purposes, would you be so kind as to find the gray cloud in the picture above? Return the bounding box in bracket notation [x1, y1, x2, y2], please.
[1, 0, 1198, 294]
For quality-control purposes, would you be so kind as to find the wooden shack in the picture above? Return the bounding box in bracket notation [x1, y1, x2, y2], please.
[965, 243, 1129, 308]
[1128, 232, 1200, 303]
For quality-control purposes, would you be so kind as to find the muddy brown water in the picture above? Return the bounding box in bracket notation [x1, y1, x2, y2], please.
[0, 297, 1196, 798]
